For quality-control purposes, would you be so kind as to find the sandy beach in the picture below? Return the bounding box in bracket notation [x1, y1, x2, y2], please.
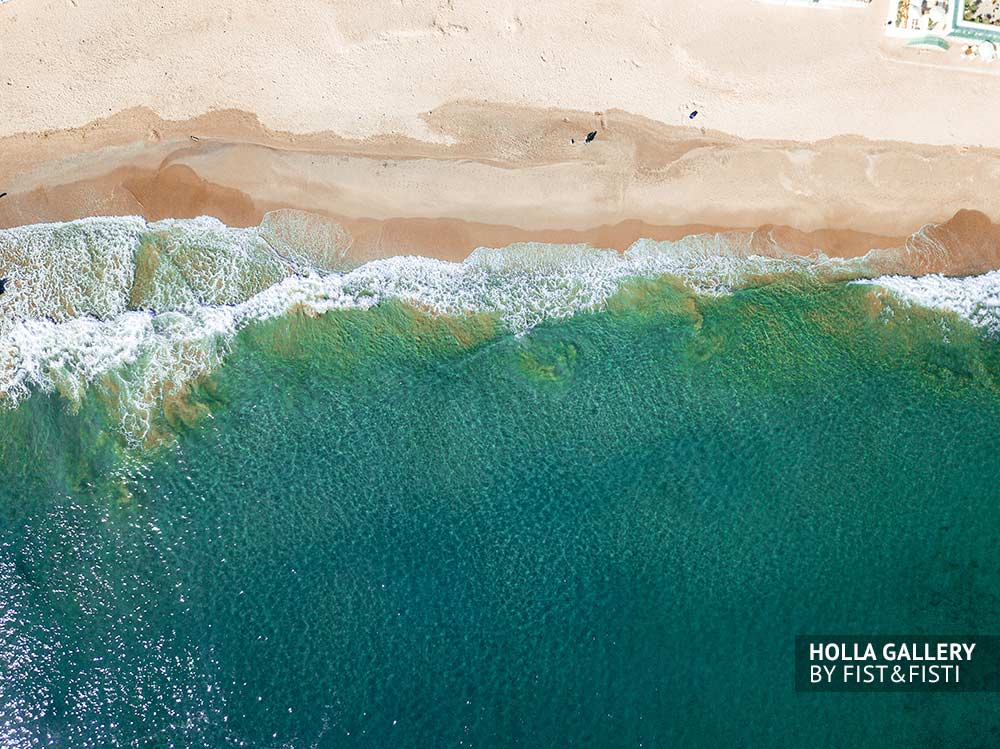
[6, 5, 1000, 747]
[2, 0, 1000, 273]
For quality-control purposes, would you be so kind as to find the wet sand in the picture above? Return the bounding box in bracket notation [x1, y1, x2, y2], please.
[3, 0, 1000, 275]
[3, 105, 1000, 275]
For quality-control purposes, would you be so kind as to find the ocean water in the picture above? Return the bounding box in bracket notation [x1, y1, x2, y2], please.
[1, 215, 1000, 747]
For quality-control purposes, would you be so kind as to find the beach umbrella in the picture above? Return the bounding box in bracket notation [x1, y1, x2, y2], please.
[979, 41, 996, 61]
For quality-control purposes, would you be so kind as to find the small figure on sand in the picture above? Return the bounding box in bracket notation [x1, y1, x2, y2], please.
[689, 110, 698, 119]
[585, 130, 597, 142]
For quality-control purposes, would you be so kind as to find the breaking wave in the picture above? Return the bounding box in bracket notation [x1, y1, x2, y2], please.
[857, 271, 1000, 337]
[1, 213, 998, 443]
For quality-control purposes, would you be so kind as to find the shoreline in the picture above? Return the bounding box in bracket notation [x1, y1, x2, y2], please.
[3, 105, 1000, 275]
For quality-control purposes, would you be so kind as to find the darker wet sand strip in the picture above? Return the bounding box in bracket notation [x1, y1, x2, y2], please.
[1, 104, 999, 275]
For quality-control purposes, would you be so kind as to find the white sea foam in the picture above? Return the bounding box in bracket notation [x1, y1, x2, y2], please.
[857, 270, 1000, 336]
[0, 216, 146, 335]
[0, 215, 318, 339]
[1, 215, 997, 442]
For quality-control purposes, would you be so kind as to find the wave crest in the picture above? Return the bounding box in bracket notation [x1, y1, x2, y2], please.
[1, 213, 998, 444]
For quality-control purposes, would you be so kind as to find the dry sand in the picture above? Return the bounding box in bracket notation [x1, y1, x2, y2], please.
[2, 0, 998, 147]
[2, 0, 1000, 272]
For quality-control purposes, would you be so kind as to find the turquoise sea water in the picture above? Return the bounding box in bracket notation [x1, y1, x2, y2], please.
[1, 216, 1000, 747]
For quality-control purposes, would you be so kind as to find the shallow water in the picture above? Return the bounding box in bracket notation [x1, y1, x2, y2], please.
[1, 219, 1000, 746]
